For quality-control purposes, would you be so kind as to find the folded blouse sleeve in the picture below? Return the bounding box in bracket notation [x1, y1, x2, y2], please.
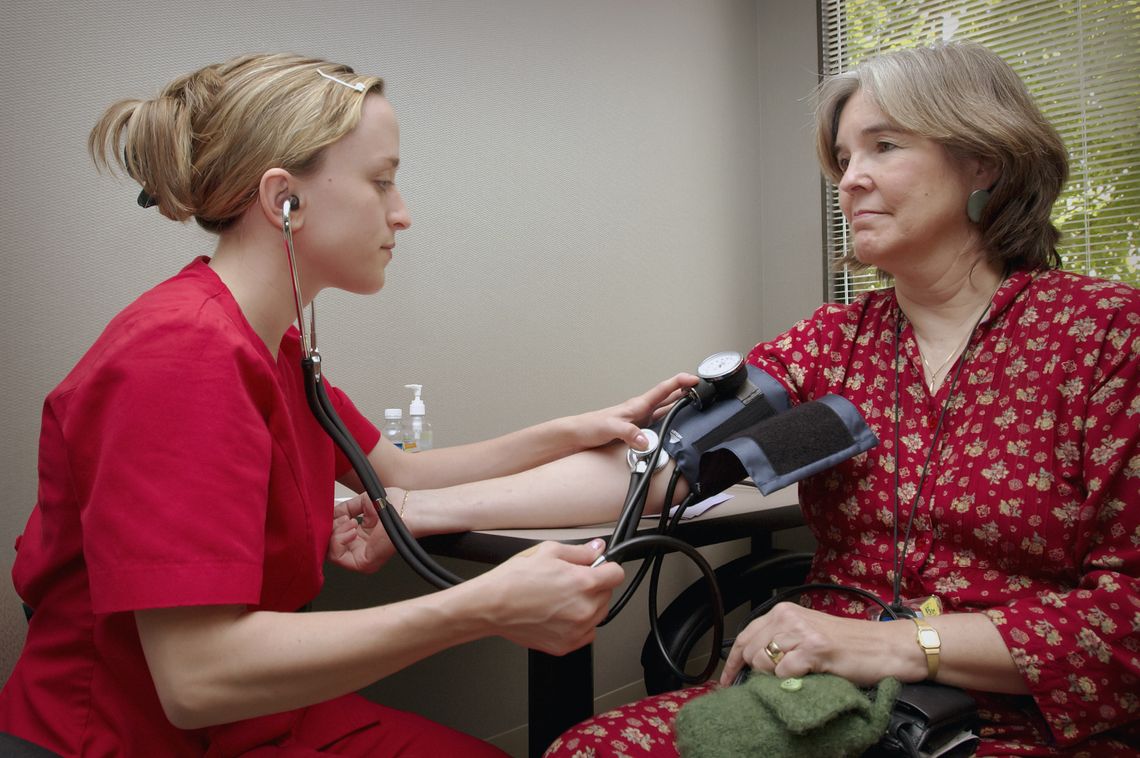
[982, 302, 1140, 745]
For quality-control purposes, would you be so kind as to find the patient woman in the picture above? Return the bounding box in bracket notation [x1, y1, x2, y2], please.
[543, 41, 1139, 756]
[0, 54, 696, 756]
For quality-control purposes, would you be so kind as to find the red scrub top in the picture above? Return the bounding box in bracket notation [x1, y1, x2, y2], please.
[0, 258, 381, 756]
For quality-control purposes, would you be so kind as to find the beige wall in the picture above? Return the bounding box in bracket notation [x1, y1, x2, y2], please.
[0, 1, 821, 753]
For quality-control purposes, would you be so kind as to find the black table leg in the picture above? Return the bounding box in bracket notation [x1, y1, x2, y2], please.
[527, 645, 593, 758]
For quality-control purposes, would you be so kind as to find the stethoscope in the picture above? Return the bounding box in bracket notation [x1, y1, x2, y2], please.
[282, 196, 460, 588]
[282, 195, 733, 680]
[594, 350, 772, 683]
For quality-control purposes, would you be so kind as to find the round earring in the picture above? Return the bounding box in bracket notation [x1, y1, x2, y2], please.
[967, 189, 990, 224]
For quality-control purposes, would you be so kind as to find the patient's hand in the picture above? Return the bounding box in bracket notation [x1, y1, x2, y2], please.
[720, 601, 920, 687]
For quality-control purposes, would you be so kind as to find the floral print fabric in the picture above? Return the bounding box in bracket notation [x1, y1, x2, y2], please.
[747, 269, 1139, 753]
[543, 685, 712, 758]
[547, 270, 1138, 757]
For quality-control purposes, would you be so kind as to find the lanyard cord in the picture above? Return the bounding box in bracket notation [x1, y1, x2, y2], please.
[890, 297, 991, 610]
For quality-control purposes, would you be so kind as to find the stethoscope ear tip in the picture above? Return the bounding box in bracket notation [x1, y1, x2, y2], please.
[281, 196, 300, 222]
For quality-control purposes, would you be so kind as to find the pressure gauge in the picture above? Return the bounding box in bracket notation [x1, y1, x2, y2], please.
[696, 350, 745, 383]
[689, 350, 748, 410]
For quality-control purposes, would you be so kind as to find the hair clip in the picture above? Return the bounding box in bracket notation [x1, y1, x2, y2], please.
[137, 188, 158, 209]
[317, 69, 365, 93]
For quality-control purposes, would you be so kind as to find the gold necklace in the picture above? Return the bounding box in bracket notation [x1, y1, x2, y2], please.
[916, 277, 1004, 393]
[920, 330, 974, 392]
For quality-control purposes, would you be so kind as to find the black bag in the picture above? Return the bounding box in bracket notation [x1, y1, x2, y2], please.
[868, 682, 979, 757]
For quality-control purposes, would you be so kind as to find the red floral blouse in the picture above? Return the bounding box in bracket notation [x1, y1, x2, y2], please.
[746, 268, 1140, 753]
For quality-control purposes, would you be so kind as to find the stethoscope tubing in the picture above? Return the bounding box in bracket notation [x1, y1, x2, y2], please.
[607, 398, 691, 549]
[595, 395, 726, 685]
[283, 197, 725, 676]
[283, 198, 461, 588]
[303, 357, 463, 588]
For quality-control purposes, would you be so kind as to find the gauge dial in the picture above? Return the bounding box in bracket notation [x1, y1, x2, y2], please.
[696, 351, 744, 382]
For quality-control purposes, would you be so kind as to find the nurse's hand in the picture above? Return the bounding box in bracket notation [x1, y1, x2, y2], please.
[571, 373, 699, 450]
[328, 491, 398, 573]
[472, 539, 625, 655]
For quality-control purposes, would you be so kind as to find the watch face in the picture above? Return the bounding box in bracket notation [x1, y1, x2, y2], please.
[697, 351, 744, 380]
[917, 629, 940, 647]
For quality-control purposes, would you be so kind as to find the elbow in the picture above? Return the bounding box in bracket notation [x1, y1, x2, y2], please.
[136, 606, 251, 730]
[147, 659, 236, 730]
[152, 677, 223, 730]
[162, 704, 205, 732]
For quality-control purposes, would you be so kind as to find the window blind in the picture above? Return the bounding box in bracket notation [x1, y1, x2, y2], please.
[819, 0, 1140, 302]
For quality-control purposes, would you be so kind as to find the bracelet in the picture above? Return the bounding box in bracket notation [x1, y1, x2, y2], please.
[399, 490, 412, 518]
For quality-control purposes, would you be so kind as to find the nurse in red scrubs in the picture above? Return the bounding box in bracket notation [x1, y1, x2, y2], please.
[0, 53, 694, 757]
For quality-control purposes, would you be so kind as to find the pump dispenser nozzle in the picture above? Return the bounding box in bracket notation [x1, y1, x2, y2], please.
[405, 384, 425, 416]
[403, 384, 432, 452]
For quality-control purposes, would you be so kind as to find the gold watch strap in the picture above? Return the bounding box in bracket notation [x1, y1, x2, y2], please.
[911, 617, 941, 679]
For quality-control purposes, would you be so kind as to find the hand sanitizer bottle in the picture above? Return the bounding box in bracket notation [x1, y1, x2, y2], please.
[403, 384, 433, 452]
[382, 408, 404, 450]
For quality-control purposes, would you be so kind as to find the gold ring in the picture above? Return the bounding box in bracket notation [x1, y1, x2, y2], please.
[765, 639, 784, 665]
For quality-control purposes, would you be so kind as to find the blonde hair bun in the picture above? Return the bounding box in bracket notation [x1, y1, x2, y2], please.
[89, 53, 384, 233]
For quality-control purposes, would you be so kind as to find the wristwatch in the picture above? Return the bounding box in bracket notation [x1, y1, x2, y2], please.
[912, 617, 941, 679]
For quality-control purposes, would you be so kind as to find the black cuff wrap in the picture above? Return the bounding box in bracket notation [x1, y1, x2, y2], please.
[661, 366, 878, 498]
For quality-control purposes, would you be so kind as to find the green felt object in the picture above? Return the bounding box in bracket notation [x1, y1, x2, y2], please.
[675, 673, 901, 757]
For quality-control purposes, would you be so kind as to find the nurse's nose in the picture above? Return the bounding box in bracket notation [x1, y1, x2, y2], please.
[389, 188, 411, 231]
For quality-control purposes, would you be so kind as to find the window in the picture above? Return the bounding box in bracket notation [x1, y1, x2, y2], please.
[820, 0, 1140, 302]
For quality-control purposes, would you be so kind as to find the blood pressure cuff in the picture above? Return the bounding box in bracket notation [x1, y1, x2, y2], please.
[661, 367, 878, 498]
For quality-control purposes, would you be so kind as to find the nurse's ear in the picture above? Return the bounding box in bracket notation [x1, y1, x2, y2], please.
[258, 168, 303, 230]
